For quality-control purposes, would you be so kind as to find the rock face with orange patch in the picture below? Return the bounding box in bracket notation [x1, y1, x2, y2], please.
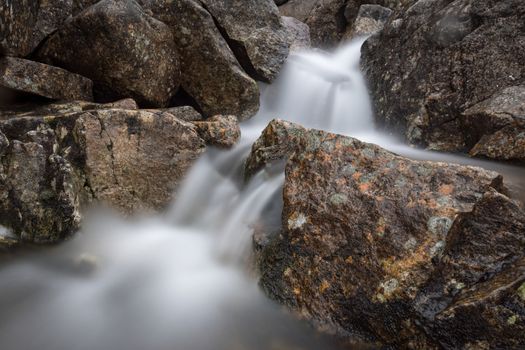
[251, 120, 524, 348]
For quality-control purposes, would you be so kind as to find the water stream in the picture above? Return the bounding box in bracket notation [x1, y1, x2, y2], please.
[0, 39, 523, 350]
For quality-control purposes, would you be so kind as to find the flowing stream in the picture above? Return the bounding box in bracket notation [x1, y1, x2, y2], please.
[0, 39, 524, 350]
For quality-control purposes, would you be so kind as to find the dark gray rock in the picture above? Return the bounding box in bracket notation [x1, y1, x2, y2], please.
[36, 0, 180, 107]
[140, 0, 259, 120]
[0, 0, 40, 56]
[0, 57, 93, 102]
[199, 0, 291, 82]
[362, 0, 525, 158]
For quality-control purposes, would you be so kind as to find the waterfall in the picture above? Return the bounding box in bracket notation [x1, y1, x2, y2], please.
[0, 38, 523, 350]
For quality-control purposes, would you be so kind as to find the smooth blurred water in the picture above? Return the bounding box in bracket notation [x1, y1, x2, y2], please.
[0, 38, 523, 350]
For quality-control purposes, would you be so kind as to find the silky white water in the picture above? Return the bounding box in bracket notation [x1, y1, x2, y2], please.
[0, 38, 524, 350]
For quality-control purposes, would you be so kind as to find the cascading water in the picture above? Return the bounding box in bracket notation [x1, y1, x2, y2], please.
[0, 38, 524, 350]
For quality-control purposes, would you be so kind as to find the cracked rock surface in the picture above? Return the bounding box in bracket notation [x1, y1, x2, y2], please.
[0, 104, 240, 244]
[250, 120, 524, 348]
[361, 0, 525, 160]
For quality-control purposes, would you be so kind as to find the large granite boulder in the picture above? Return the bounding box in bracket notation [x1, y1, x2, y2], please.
[0, 106, 240, 243]
[140, 0, 259, 120]
[36, 0, 180, 107]
[0, 57, 93, 102]
[199, 0, 291, 82]
[250, 120, 524, 348]
[362, 0, 525, 160]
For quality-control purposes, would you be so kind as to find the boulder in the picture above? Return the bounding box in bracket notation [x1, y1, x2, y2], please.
[0, 105, 241, 243]
[282, 16, 311, 52]
[140, 0, 259, 120]
[0, 0, 39, 56]
[199, 0, 291, 82]
[36, 0, 180, 107]
[0, 57, 93, 102]
[343, 4, 393, 39]
[250, 120, 524, 348]
[361, 0, 525, 158]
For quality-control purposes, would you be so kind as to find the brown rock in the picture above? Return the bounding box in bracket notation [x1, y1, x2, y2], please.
[74, 109, 205, 213]
[199, 0, 291, 82]
[192, 115, 241, 148]
[361, 0, 525, 156]
[140, 0, 259, 120]
[36, 0, 180, 107]
[0, 57, 93, 102]
[251, 120, 522, 348]
[0, 107, 209, 243]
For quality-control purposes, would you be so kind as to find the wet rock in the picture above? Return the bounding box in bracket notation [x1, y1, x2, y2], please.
[140, 0, 259, 120]
[417, 190, 525, 349]
[251, 120, 521, 347]
[362, 0, 525, 157]
[0, 0, 39, 56]
[344, 4, 393, 39]
[0, 107, 209, 243]
[192, 115, 241, 148]
[200, 0, 291, 82]
[0, 57, 93, 102]
[36, 0, 180, 107]
[282, 16, 311, 52]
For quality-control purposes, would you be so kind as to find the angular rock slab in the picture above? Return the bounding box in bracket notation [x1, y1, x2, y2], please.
[250, 120, 522, 348]
[140, 0, 259, 120]
[0, 108, 209, 243]
[362, 0, 525, 156]
[37, 0, 180, 107]
[200, 0, 291, 82]
[0, 57, 94, 102]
